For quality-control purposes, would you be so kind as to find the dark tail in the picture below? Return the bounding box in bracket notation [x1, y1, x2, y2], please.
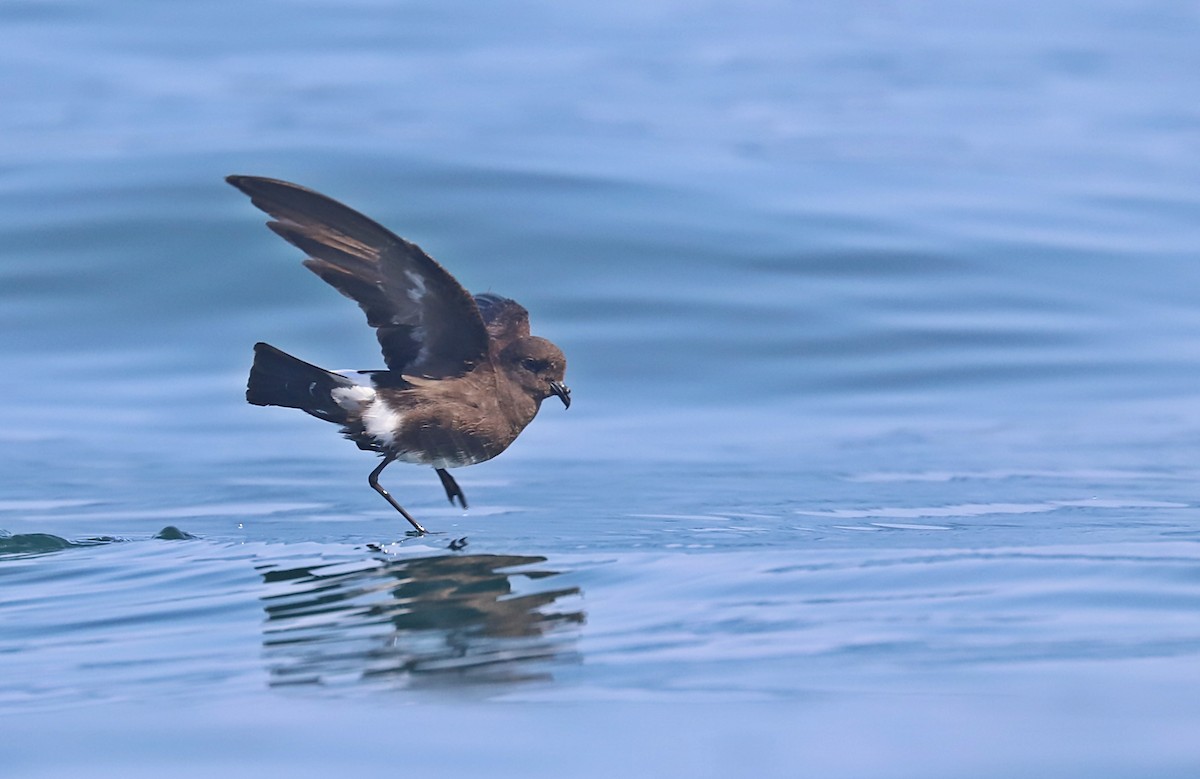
[247, 342, 356, 424]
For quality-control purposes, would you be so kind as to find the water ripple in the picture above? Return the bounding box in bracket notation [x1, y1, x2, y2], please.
[258, 551, 585, 690]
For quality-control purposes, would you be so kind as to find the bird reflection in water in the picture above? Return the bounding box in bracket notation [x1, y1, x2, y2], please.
[258, 553, 584, 690]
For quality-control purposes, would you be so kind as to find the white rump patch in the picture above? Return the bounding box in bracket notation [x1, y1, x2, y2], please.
[361, 398, 405, 448]
[330, 384, 376, 413]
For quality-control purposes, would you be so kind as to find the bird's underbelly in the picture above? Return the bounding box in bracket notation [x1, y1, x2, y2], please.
[391, 447, 486, 469]
[347, 395, 520, 469]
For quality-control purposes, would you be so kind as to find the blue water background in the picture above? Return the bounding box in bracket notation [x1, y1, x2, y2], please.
[2, 1, 1200, 776]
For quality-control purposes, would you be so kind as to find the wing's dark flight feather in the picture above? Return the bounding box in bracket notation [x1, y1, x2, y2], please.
[227, 175, 489, 377]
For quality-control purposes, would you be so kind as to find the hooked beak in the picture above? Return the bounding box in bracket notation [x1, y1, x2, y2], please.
[548, 381, 571, 409]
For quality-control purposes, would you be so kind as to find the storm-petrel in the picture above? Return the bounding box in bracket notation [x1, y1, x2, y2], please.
[227, 175, 570, 534]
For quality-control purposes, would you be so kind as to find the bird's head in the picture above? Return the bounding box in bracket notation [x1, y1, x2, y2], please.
[500, 337, 570, 409]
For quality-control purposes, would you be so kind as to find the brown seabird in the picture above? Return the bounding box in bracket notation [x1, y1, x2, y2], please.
[228, 175, 570, 534]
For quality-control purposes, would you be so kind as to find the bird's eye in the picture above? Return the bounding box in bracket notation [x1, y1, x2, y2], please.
[521, 357, 549, 372]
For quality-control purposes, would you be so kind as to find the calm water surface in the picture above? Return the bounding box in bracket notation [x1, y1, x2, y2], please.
[2, 1, 1200, 777]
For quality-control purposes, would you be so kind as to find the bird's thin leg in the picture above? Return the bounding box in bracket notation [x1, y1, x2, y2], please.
[368, 455, 427, 534]
[436, 468, 468, 509]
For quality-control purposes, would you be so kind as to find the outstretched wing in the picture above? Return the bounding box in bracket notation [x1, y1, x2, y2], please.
[474, 293, 530, 351]
[227, 175, 489, 378]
